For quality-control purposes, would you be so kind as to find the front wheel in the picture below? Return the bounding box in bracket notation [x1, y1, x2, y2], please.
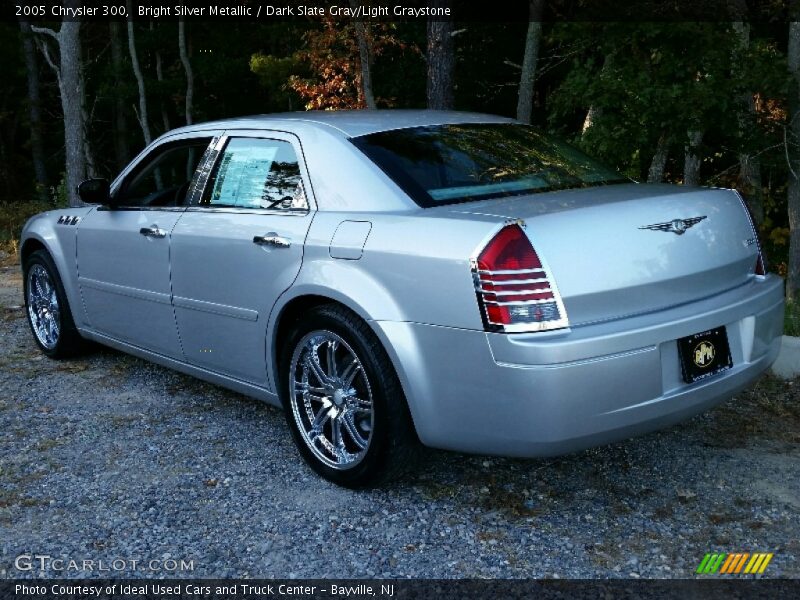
[280, 304, 419, 488]
[23, 250, 85, 359]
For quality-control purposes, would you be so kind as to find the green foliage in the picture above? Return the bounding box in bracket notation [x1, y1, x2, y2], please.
[249, 53, 299, 110]
[548, 23, 745, 178]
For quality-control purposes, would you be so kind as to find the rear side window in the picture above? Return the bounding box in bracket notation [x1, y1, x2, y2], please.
[201, 137, 307, 210]
[351, 123, 627, 207]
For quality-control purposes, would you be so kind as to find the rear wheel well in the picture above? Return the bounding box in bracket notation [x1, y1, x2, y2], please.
[21, 239, 47, 267]
[274, 295, 344, 370]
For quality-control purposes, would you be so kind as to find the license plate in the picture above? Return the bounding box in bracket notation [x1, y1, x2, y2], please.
[677, 327, 733, 384]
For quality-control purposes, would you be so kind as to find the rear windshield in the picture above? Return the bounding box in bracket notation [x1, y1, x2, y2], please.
[351, 123, 628, 207]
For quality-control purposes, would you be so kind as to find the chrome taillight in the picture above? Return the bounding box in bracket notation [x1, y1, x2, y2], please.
[734, 190, 767, 278]
[471, 223, 569, 333]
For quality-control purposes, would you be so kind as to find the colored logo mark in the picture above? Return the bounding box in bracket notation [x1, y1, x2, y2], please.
[696, 552, 774, 575]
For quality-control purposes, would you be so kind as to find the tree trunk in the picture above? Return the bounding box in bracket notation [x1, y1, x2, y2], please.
[581, 105, 601, 136]
[109, 21, 130, 170]
[426, 0, 454, 110]
[31, 3, 87, 208]
[350, 0, 376, 109]
[647, 132, 670, 183]
[515, 0, 544, 124]
[59, 21, 86, 206]
[178, 18, 194, 125]
[79, 52, 96, 179]
[581, 56, 610, 137]
[155, 52, 171, 132]
[19, 19, 48, 200]
[683, 129, 704, 186]
[731, 3, 764, 226]
[787, 22, 800, 302]
[150, 21, 171, 133]
[127, 15, 152, 145]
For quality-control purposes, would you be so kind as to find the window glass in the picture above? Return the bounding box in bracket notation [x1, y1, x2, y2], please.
[202, 138, 306, 210]
[116, 138, 212, 207]
[350, 124, 628, 207]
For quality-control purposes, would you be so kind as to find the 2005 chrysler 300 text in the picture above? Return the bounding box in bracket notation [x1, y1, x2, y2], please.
[20, 110, 784, 486]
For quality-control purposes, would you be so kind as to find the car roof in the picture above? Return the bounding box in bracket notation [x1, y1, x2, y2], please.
[168, 109, 517, 139]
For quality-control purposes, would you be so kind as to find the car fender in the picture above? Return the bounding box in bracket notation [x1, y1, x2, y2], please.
[21, 208, 95, 329]
[266, 252, 407, 386]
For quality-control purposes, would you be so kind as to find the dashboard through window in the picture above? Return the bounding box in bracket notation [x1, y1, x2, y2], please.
[200, 138, 307, 211]
[350, 123, 628, 207]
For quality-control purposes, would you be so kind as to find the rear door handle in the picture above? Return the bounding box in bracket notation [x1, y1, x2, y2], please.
[140, 225, 167, 238]
[253, 233, 291, 248]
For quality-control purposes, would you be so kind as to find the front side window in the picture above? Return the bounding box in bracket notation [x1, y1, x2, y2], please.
[351, 124, 628, 207]
[200, 138, 307, 211]
[115, 138, 212, 207]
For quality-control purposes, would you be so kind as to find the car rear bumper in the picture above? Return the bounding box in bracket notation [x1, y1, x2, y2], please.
[374, 275, 784, 457]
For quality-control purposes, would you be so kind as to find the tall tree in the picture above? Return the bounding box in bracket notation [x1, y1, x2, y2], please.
[30, 1, 87, 207]
[647, 132, 670, 183]
[683, 129, 704, 186]
[787, 21, 800, 302]
[109, 21, 130, 170]
[151, 21, 171, 133]
[350, 0, 376, 109]
[516, 0, 544, 123]
[18, 19, 48, 199]
[731, 1, 764, 225]
[178, 18, 194, 124]
[426, 0, 454, 110]
[127, 14, 153, 145]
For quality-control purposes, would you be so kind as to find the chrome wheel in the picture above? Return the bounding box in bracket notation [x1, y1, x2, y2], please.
[27, 264, 60, 350]
[289, 330, 374, 470]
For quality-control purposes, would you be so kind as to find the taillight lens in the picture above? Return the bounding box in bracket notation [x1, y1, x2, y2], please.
[472, 224, 569, 332]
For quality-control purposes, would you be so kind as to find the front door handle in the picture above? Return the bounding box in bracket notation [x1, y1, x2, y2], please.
[139, 225, 167, 238]
[253, 233, 291, 248]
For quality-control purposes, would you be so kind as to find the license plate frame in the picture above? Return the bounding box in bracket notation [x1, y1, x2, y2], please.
[677, 327, 733, 384]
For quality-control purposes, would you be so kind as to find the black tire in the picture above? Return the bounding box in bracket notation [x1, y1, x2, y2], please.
[23, 249, 86, 359]
[279, 304, 420, 488]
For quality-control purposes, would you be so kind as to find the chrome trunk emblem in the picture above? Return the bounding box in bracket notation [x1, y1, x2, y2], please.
[639, 216, 706, 235]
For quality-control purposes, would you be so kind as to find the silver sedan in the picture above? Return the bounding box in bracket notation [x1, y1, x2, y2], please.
[20, 110, 784, 486]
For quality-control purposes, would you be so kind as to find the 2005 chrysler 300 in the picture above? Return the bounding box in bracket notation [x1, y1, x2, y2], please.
[21, 110, 784, 486]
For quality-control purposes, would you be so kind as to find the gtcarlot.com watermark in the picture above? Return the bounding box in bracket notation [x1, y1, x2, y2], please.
[14, 554, 195, 573]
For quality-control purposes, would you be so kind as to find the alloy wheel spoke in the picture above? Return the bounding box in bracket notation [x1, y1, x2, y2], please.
[326, 339, 339, 379]
[305, 352, 329, 386]
[348, 395, 372, 412]
[309, 407, 332, 439]
[295, 380, 328, 396]
[341, 411, 368, 450]
[330, 415, 343, 451]
[340, 357, 361, 388]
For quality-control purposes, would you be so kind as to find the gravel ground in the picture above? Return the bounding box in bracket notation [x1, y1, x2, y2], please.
[1, 260, 799, 579]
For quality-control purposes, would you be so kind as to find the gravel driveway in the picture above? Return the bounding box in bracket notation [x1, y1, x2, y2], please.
[1, 260, 798, 579]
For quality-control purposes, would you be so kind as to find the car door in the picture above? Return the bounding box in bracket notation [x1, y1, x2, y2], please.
[169, 131, 315, 385]
[77, 133, 219, 357]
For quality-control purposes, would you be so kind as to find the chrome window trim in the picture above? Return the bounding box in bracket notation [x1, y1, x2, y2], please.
[96, 206, 188, 213]
[184, 206, 309, 217]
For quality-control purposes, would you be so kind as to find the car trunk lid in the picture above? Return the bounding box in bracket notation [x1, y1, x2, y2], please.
[448, 183, 760, 327]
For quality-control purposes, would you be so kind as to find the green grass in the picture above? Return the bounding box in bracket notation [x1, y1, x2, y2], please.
[785, 300, 800, 337]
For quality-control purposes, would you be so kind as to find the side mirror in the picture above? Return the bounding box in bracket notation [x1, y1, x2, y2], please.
[76, 178, 111, 205]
